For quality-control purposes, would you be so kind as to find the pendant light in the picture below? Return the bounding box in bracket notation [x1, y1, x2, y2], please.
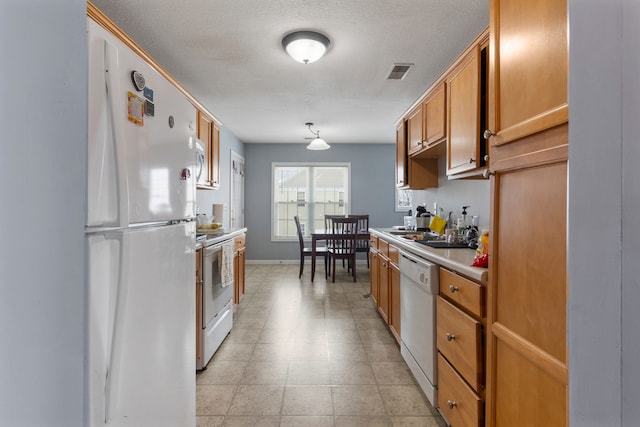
[282, 31, 331, 64]
[305, 122, 330, 150]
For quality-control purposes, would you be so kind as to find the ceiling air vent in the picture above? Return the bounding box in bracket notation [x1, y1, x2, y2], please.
[386, 63, 413, 80]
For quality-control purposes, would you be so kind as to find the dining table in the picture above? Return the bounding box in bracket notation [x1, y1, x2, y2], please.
[310, 230, 370, 281]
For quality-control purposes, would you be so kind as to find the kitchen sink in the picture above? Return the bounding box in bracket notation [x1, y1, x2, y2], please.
[385, 230, 416, 235]
[383, 230, 442, 241]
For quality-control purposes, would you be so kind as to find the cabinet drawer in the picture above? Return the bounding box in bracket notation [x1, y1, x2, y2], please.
[437, 296, 483, 391]
[234, 234, 246, 250]
[438, 353, 483, 427]
[439, 268, 484, 318]
[388, 244, 399, 265]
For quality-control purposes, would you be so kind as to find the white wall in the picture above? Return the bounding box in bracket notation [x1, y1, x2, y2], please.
[568, 0, 640, 425]
[620, 0, 640, 424]
[243, 143, 405, 261]
[196, 126, 245, 229]
[0, 1, 86, 426]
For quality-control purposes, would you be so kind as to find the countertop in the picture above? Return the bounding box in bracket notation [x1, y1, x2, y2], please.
[369, 228, 488, 284]
[195, 227, 247, 250]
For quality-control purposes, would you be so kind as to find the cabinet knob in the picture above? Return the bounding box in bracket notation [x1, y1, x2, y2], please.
[483, 129, 495, 140]
[446, 333, 455, 341]
[449, 285, 459, 293]
[447, 400, 457, 409]
[482, 169, 495, 179]
[484, 154, 490, 162]
[468, 158, 475, 164]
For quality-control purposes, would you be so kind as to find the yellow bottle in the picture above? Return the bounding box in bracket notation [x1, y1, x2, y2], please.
[478, 231, 489, 256]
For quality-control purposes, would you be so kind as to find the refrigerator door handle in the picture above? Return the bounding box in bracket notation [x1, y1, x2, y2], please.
[104, 40, 130, 228]
[104, 232, 131, 422]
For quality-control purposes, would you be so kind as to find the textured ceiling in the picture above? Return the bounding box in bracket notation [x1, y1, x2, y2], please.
[91, 0, 489, 144]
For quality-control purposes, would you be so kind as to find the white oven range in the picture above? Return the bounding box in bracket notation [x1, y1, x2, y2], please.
[197, 239, 234, 370]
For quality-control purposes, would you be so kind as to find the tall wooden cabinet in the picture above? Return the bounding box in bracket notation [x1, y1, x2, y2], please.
[484, 0, 568, 426]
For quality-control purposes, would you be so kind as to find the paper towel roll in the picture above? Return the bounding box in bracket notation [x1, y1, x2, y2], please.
[212, 204, 224, 225]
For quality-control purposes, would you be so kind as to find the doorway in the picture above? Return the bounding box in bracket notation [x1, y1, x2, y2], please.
[230, 151, 245, 229]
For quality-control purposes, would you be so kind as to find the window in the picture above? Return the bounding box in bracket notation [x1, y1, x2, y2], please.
[272, 163, 351, 240]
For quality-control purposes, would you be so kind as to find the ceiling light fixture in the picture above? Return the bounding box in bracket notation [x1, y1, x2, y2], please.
[282, 31, 331, 64]
[305, 122, 330, 150]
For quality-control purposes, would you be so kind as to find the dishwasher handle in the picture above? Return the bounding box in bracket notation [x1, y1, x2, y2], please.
[400, 249, 437, 269]
[399, 250, 440, 295]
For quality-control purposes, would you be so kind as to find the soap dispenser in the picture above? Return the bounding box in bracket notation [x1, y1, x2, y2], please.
[457, 206, 470, 231]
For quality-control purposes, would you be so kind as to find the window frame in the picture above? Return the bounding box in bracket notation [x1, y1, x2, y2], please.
[271, 162, 352, 242]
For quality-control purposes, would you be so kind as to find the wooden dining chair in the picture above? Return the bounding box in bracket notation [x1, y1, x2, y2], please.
[324, 214, 345, 232]
[294, 216, 328, 279]
[327, 216, 359, 282]
[350, 214, 370, 268]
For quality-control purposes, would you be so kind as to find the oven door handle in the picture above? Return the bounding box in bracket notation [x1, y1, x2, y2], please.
[204, 244, 222, 256]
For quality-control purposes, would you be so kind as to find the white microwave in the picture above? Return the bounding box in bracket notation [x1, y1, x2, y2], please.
[194, 138, 207, 186]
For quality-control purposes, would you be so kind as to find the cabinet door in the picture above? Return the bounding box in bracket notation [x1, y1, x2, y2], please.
[369, 249, 379, 305]
[395, 121, 408, 188]
[487, 161, 567, 427]
[377, 255, 389, 323]
[195, 250, 201, 360]
[487, 0, 568, 147]
[238, 246, 245, 301]
[210, 122, 221, 189]
[447, 45, 481, 176]
[407, 104, 424, 155]
[389, 262, 401, 343]
[197, 111, 212, 187]
[424, 82, 446, 146]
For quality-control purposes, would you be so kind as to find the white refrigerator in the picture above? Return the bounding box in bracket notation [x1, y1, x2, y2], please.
[85, 18, 197, 426]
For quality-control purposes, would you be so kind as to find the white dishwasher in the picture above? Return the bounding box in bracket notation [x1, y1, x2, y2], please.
[399, 250, 439, 407]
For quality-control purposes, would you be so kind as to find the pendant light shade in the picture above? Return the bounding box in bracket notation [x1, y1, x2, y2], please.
[306, 137, 331, 150]
[304, 122, 331, 150]
[282, 31, 331, 64]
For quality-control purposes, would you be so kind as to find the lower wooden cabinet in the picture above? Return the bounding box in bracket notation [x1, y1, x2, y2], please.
[376, 251, 390, 324]
[438, 353, 484, 427]
[389, 261, 401, 342]
[369, 236, 379, 305]
[233, 233, 246, 305]
[195, 248, 202, 365]
[369, 235, 401, 344]
[437, 267, 486, 427]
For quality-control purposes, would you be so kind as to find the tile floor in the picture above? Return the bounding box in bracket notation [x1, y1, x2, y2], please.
[196, 263, 447, 427]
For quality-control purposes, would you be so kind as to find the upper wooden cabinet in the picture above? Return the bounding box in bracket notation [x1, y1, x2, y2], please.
[211, 122, 221, 188]
[407, 104, 424, 156]
[407, 82, 447, 159]
[486, 0, 568, 148]
[446, 33, 489, 178]
[396, 27, 490, 188]
[395, 121, 407, 188]
[396, 120, 438, 190]
[196, 110, 220, 189]
[424, 82, 447, 148]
